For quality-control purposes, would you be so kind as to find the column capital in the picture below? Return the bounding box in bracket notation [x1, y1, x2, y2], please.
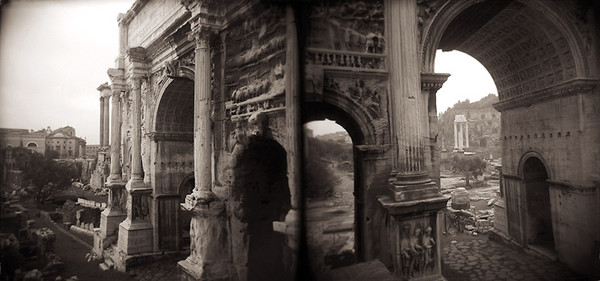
[188, 24, 218, 50]
[97, 82, 112, 95]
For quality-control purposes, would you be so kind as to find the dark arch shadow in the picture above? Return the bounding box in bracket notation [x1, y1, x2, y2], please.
[522, 157, 554, 251]
[233, 136, 291, 281]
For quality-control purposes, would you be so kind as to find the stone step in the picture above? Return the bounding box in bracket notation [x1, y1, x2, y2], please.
[99, 263, 109, 271]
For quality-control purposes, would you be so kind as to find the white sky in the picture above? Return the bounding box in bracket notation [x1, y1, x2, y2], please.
[0, 0, 134, 144]
[1, 1, 497, 142]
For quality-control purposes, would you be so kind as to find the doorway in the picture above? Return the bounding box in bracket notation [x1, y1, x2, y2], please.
[523, 157, 554, 251]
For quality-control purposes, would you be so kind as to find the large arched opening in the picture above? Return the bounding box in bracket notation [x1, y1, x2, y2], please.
[233, 136, 290, 281]
[522, 156, 554, 252]
[303, 101, 370, 278]
[422, 0, 594, 275]
[152, 78, 195, 252]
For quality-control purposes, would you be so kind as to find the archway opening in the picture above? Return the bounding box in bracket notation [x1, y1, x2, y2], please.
[234, 136, 290, 281]
[154, 78, 195, 252]
[523, 157, 554, 251]
[304, 119, 357, 277]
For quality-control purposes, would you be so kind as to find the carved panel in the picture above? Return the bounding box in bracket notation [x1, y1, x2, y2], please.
[322, 71, 389, 144]
[306, 0, 386, 71]
[224, 4, 287, 121]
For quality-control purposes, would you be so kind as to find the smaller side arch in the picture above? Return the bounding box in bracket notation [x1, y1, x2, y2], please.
[517, 150, 553, 180]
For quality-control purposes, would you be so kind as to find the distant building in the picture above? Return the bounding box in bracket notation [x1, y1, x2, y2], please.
[0, 128, 48, 155]
[45, 126, 86, 158]
[86, 145, 101, 159]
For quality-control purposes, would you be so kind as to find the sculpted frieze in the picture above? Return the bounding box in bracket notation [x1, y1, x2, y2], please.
[308, 0, 384, 54]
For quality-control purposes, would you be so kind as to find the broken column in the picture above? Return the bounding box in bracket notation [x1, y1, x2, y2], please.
[379, 0, 449, 280]
[177, 21, 234, 281]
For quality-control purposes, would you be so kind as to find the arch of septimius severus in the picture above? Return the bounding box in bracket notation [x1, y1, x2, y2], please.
[92, 0, 599, 280]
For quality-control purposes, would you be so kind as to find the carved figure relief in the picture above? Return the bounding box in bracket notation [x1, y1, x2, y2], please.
[324, 77, 386, 120]
[399, 223, 436, 277]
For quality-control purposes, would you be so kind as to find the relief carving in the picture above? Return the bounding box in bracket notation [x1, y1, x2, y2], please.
[400, 223, 436, 278]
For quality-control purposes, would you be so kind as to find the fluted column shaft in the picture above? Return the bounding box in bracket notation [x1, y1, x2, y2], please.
[459, 123, 464, 151]
[130, 77, 143, 182]
[103, 96, 110, 148]
[387, 0, 426, 178]
[109, 90, 122, 180]
[193, 34, 213, 196]
[100, 97, 105, 147]
[454, 122, 458, 149]
[465, 121, 469, 148]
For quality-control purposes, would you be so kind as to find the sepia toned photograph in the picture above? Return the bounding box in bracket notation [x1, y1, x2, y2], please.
[0, 0, 598, 280]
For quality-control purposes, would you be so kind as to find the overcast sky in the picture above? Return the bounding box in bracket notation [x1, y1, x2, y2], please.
[1, 1, 497, 142]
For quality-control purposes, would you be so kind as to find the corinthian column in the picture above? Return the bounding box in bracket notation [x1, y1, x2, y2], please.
[178, 24, 233, 281]
[103, 94, 110, 148]
[97, 83, 111, 148]
[99, 75, 127, 245]
[379, 1, 449, 280]
[386, 0, 439, 200]
[454, 121, 458, 149]
[128, 76, 144, 184]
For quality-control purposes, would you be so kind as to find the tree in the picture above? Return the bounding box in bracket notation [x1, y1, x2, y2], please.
[450, 155, 487, 188]
[3, 147, 78, 203]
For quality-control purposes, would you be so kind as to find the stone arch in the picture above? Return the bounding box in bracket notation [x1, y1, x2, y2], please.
[153, 78, 195, 136]
[421, 0, 589, 100]
[517, 150, 553, 180]
[26, 142, 38, 148]
[151, 77, 196, 252]
[303, 97, 386, 264]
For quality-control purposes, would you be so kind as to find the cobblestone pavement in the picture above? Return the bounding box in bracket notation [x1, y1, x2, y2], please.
[128, 255, 183, 281]
[122, 233, 593, 281]
[442, 233, 589, 281]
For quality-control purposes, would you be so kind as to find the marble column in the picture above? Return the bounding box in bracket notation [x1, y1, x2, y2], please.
[103, 95, 110, 148]
[118, 75, 153, 256]
[99, 84, 127, 245]
[272, 5, 300, 280]
[99, 97, 105, 147]
[465, 121, 469, 148]
[128, 77, 144, 185]
[97, 82, 111, 148]
[379, 1, 449, 280]
[459, 122, 464, 151]
[178, 26, 233, 281]
[453, 122, 458, 149]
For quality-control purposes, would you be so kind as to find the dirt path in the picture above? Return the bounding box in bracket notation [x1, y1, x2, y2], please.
[35, 214, 133, 281]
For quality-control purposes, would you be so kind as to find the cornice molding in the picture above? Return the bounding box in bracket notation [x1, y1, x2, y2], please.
[421, 72, 450, 93]
[493, 78, 599, 112]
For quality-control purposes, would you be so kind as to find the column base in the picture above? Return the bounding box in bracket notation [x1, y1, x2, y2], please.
[117, 219, 153, 256]
[180, 194, 236, 281]
[389, 173, 442, 202]
[100, 209, 126, 237]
